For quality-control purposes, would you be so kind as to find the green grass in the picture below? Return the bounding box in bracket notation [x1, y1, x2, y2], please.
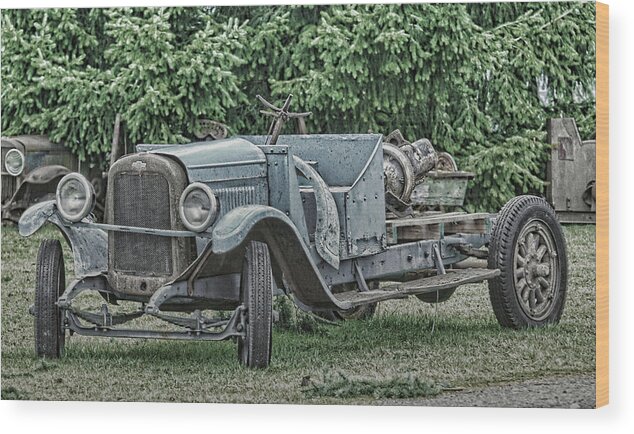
[0, 223, 596, 404]
[304, 373, 442, 399]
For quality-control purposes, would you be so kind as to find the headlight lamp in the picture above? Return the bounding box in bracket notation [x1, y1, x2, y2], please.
[56, 173, 95, 222]
[179, 183, 219, 232]
[4, 149, 25, 176]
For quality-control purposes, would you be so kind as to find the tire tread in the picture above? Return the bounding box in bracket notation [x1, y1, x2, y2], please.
[488, 195, 568, 329]
[35, 239, 65, 358]
[239, 241, 273, 368]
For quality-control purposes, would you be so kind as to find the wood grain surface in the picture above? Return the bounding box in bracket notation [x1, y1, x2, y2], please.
[596, 1, 609, 409]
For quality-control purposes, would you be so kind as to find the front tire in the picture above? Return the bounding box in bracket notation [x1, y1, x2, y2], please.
[35, 239, 66, 358]
[488, 195, 568, 329]
[238, 241, 273, 368]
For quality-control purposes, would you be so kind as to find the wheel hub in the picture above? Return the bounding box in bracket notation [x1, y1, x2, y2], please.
[513, 219, 559, 320]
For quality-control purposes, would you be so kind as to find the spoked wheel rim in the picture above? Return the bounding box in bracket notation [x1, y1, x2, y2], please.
[513, 218, 560, 321]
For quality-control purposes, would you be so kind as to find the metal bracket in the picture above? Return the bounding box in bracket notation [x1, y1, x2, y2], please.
[455, 244, 489, 259]
[432, 243, 446, 275]
[57, 276, 108, 309]
[353, 261, 370, 293]
[186, 246, 214, 296]
[145, 281, 189, 314]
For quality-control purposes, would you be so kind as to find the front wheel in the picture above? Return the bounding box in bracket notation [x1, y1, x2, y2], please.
[238, 241, 273, 368]
[488, 195, 568, 329]
[34, 239, 66, 358]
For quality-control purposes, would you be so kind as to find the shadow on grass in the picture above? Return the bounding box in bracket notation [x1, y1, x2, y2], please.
[5, 312, 572, 374]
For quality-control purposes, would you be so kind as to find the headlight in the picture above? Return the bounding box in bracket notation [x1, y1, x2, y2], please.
[179, 183, 219, 232]
[55, 173, 95, 222]
[4, 149, 25, 176]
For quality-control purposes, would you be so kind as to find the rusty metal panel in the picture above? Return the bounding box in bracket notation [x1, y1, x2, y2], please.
[243, 134, 387, 259]
[343, 142, 387, 258]
[240, 134, 383, 187]
[546, 118, 595, 223]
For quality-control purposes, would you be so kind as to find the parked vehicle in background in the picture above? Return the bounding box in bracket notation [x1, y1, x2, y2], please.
[2, 118, 229, 223]
[1, 135, 105, 222]
[546, 118, 596, 224]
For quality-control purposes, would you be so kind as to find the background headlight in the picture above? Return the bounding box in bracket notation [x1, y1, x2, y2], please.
[4, 149, 25, 176]
[179, 183, 218, 232]
[56, 173, 95, 222]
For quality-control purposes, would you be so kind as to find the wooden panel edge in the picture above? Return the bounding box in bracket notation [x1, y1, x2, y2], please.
[595, 0, 609, 409]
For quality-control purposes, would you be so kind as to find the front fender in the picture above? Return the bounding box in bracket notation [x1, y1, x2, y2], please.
[23, 165, 70, 185]
[18, 200, 57, 237]
[208, 205, 349, 311]
[5, 166, 70, 211]
[211, 205, 301, 254]
[19, 200, 107, 277]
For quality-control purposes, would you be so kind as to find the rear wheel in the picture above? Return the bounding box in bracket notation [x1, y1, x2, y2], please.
[488, 195, 568, 328]
[34, 239, 66, 358]
[238, 241, 273, 368]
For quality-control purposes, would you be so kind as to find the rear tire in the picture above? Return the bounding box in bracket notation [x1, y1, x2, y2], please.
[238, 241, 273, 368]
[488, 195, 568, 329]
[35, 239, 66, 358]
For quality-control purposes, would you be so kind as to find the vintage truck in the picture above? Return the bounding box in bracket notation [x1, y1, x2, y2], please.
[1, 135, 105, 222]
[18, 96, 567, 368]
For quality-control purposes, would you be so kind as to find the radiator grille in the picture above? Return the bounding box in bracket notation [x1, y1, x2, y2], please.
[1, 175, 16, 203]
[112, 172, 173, 275]
[213, 185, 257, 217]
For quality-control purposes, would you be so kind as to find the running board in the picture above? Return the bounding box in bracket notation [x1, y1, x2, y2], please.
[333, 268, 500, 307]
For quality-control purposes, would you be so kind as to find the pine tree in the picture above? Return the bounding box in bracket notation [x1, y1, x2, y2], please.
[1, 3, 596, 210]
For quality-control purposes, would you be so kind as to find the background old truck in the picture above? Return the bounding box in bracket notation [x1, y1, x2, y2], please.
[546, 118, 596, 224]
[1, 135, 105, 222]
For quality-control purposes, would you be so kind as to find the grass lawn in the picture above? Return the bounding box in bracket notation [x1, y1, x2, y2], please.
[0, 223, 595, 404]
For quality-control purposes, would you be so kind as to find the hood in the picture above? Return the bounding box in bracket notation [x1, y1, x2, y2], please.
[1, 135, 66, 153]
[147, 137, 267, 183]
